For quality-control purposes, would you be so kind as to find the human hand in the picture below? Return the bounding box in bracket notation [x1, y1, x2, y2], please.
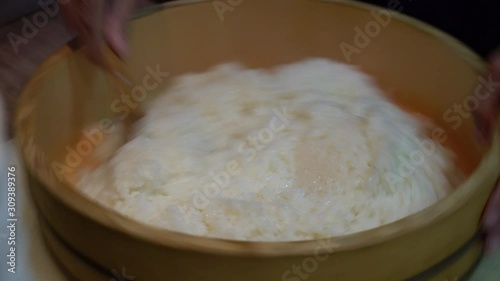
[62, 0, 135, 67]
[476, 51, 500, 253]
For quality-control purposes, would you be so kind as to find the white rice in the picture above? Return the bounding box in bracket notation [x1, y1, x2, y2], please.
[77, 58, 459, 241]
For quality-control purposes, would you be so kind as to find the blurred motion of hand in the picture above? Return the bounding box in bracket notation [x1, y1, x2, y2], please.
[478, 51, 500, 253]
[61, 0, 136, 67]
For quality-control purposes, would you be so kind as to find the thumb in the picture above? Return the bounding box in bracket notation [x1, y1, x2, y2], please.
[474, 51, 500, 142]
[105, 0, 135, 58]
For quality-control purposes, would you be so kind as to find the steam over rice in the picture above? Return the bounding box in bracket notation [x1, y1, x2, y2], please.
[77, 59, 459, 241]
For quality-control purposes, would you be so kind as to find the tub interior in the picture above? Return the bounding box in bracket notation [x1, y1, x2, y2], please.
[17, 0, 487, 191]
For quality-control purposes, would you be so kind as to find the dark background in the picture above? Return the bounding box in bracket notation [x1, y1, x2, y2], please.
[362, 0, 500, 58]
[154, 0, 500, 58]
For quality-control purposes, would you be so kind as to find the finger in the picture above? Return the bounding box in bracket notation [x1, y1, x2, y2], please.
[105, 0, 135, 58]
[485, 220, 500, 254]
[61, 0, 79, 29]
[484, 180, 500, 230]
[62, 0, 91, 37]
[474, 51, 500, 141]
[490, 51, 500, 78]
[474, 85, 497, 142]
[84, 0, 113, 68]
[64, 0, 115, 68]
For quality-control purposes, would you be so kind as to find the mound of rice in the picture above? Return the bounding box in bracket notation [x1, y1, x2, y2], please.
[77, 58, 459, 241]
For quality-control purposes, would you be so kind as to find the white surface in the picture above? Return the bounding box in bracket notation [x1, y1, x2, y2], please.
[0, 140, 67, 281]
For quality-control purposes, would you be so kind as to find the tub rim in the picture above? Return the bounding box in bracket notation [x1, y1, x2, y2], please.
[14, 0, 500, 257]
